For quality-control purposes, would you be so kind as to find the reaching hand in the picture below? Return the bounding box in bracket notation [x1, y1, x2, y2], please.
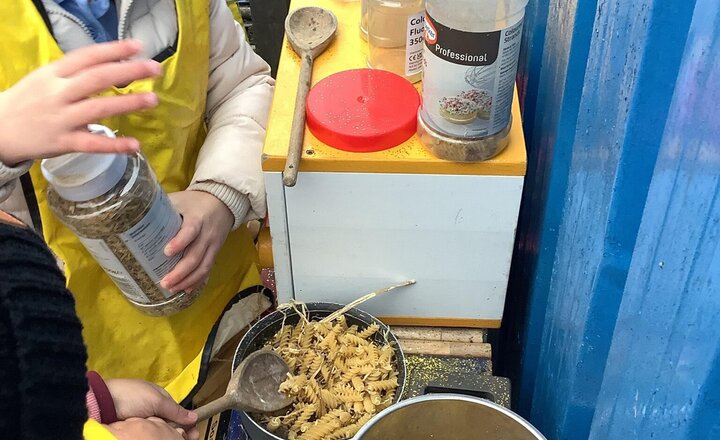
[0, 39, 161, 166]
[108, 417, 194, 440]
[105, 379, 198, 439]
[161, 190, 234, 293]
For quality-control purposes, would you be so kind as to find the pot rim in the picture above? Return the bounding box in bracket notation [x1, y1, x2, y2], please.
[352, 393, 547, 440]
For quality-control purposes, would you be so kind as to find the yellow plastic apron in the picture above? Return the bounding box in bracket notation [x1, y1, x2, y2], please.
[0, 0, 261, 404]
[83, 420, 116, 440]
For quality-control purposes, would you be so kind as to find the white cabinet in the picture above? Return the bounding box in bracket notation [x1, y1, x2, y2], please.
[265, 171, 523, 327]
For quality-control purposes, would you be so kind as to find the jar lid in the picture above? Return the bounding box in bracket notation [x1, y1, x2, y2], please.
[306, 69, 420, 153]
[41, 125, 129, 202]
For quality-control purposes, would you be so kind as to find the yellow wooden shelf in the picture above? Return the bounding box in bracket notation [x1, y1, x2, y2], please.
[262, 0, 527, 177]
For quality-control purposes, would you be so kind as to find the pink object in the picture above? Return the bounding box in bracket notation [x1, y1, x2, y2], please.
[86, 388, 102, 422]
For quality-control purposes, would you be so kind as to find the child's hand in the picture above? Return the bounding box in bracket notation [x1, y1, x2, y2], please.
[108, 417, 193, 440]
[105, 379, 198, 439]
[161, 190, 234, 293]
[0, 39, 161, 166]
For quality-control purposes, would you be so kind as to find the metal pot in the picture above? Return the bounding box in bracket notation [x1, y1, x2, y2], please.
[353, 394, 546, 440]
[232, 302, 407, 440]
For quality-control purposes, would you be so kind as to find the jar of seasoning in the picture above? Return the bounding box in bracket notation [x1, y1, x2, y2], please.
[41, 125, 202, 317]
[367, 0, 425, 83]
[418, 0, 529, 161]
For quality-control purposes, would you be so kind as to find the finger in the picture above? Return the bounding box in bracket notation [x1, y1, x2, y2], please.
[164, 216, 202, 257]
[162, 237, 208, 291]
[170, 240, 220, 293]
[63, 60, 162, 102]
[148, 419, 186, 439]
[155, 395, 197, 426]
[56, 131, 140, 156]
[186, 427, 200, 440]
[66, 92, 158, 125]
[176, 427, 190, 440]
[53, 40, 144, 77]
[64, 93, 158, 126]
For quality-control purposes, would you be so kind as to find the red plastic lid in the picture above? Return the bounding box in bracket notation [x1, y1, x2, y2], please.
[306, 69, 420, 153]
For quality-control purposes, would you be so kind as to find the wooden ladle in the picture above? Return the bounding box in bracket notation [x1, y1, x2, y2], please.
[191, 348, 292, 422]
[282, 7, 338, 187]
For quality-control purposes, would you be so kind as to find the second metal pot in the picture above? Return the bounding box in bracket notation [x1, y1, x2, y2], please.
[353, 393, 546, 440]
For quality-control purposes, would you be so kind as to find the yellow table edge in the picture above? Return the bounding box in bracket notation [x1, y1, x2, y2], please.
[262, 0, 528, 177]
[379, 316, 502, 329]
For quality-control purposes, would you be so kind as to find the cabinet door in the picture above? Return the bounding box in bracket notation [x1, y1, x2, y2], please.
[283, 172, 523, 325]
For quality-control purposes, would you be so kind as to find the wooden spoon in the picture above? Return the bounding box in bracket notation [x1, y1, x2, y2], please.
[282, 7, 338, 187]
[192, 348, 292, 422]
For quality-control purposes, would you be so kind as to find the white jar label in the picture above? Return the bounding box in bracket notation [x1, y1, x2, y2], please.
[405, 12, 425, 76]
[79, 236, 152, 304]
[78, 187, 182, 304]
[119, 188, 182, 287]
[421, 13, 524, 138]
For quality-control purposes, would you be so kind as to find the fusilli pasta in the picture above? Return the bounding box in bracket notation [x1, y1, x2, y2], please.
[255, 310, 400, 439]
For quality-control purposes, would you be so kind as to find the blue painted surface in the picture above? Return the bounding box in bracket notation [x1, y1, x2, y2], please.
[504, 0, 580, 405]
[500, 0, 720, 438]
[502, 0, 602, 415]
[589, 2, 720, 436]
[228, 411, 249, 439]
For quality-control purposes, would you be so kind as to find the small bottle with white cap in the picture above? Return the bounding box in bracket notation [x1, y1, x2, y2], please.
[41, 125, 201, 316]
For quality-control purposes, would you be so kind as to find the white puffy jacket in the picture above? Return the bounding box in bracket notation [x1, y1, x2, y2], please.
[0, 0, 274, 229]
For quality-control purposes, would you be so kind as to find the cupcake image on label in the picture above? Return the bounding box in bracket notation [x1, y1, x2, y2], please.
[459, 89, 492, 120]
[439, 96, 478, 124]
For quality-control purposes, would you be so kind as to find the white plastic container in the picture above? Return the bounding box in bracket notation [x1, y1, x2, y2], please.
[367, 0, 425, 83]
[41, 125, 201, 316]
[418, 0, 529, 162]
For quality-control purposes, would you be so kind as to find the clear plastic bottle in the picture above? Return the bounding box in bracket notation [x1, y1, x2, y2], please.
[41, 125, 202, 317]
[367, 0, 425, 83]
[360, 0, 368, 40]
[418, 0, 529, 161]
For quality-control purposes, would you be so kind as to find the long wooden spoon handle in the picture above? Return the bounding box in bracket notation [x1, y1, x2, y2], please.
[283, 52, 314, 187]
[193, 394, 237, 423]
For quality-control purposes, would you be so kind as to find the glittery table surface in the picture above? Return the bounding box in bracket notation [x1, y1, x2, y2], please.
[401, 354, 510, 409]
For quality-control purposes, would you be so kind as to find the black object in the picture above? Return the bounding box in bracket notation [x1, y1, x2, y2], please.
[423, 374, 512, 409]
[0, 222, 89, 440]
[232, 302, 407, 440]
[248, 0, 290, 77]
[32, 0, 54, 37]
[424, 385, 496, 402]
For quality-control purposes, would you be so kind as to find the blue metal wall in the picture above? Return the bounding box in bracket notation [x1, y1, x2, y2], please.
[500, 0, 720, 438]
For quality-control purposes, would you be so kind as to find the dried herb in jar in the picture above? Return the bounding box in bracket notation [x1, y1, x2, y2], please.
[42, 125, 201, 316]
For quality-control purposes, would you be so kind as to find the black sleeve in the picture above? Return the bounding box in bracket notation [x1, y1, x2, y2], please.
[0, 221, 88, 440]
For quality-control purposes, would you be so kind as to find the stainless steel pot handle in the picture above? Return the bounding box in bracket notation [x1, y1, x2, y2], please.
[422, 375, 511, 409]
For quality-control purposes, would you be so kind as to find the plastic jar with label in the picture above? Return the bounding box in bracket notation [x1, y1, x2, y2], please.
[418, 0, 528, 162]
[367, 0, 425, 83]
[41, 125, 201, 317]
